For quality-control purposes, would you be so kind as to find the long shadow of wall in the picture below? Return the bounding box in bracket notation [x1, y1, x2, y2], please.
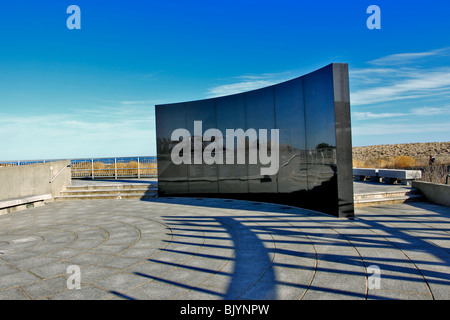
[101, 196, 450, 300]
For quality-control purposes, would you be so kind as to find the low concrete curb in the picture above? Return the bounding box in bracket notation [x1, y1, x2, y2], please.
[412, 181, 450, 207]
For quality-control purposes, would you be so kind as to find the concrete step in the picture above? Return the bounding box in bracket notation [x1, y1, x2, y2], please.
[354, 188, 425, 207]
[55, 193, 157, 201]
[65, 184, 156, 191]
[55, 184, 158, 201]
[354, 189, 420, 201]
[60, 188, 156, 196]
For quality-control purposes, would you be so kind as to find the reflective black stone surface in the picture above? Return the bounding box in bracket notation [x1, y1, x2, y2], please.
[156, 63, 354, 217]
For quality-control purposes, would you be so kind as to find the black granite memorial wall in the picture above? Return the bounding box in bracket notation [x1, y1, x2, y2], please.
[155, 63, 354, 217]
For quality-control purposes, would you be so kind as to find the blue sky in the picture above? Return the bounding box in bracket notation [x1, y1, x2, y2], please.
[0, 0, 449, 160]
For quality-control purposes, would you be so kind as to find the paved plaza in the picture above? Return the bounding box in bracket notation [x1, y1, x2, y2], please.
[0, 187, 449, 300]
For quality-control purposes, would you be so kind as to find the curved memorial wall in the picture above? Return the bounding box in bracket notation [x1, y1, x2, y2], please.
[156, 63, 354, 218]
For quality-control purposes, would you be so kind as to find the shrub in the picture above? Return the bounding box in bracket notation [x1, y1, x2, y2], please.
[392, 156, 416, 168]
[421, 165, 449, 184]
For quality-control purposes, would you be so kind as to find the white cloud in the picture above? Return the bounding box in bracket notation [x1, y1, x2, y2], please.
[352, 111, 407, 121]
[349, 67, 414, 85]
[207, 80, 277, 98]
[350, 47, 450, 106]
[352, 106, 450, 121]
[350, 67, 450, 106]
[368, 48, 448, 66]
[410, 106, 450, 116]
[206, 72, 294, 98]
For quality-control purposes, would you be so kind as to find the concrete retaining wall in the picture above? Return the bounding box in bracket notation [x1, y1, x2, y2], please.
[0, 160, 72, 201]
[412, 181, 450, 207]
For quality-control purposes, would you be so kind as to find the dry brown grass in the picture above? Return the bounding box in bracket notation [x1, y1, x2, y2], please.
[353, 142, 450, 166]
[0, 163, 16, 168]
[353, 155, 416, 169]
[420, 165, 449, 184]
[393, 155, 416, 168]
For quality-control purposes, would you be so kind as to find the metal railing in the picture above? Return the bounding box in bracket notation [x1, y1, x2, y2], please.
[71, 157, 157, 179]
[49, 164, 71, 183]
[0, 156, 157, 179]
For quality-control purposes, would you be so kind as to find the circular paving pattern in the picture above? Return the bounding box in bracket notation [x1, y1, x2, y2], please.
[0, 198, 449, 300]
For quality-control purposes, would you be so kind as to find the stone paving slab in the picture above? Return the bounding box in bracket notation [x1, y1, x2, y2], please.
[0, 196, 449, 300]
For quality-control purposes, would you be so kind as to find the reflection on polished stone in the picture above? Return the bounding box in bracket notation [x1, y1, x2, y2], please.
[156, 63, 354, 218]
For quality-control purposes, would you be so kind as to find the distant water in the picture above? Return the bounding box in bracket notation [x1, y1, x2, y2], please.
[72, 156, 156, 163]
[0, 156, 157, 165]
[72, 156, 157, 165]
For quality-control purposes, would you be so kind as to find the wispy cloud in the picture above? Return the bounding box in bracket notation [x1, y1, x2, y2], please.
[351, 47, 450, 106]
[352, 111, 407, 121]
[410, 106, 450, 116]
[353, 106, 450, 121]
[368, 48, 449, 66]
[207, 80, 277, 98]
[349, 67, 413, 85]
[350, 67, 450, 106]
[206, 72, 294, 98]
